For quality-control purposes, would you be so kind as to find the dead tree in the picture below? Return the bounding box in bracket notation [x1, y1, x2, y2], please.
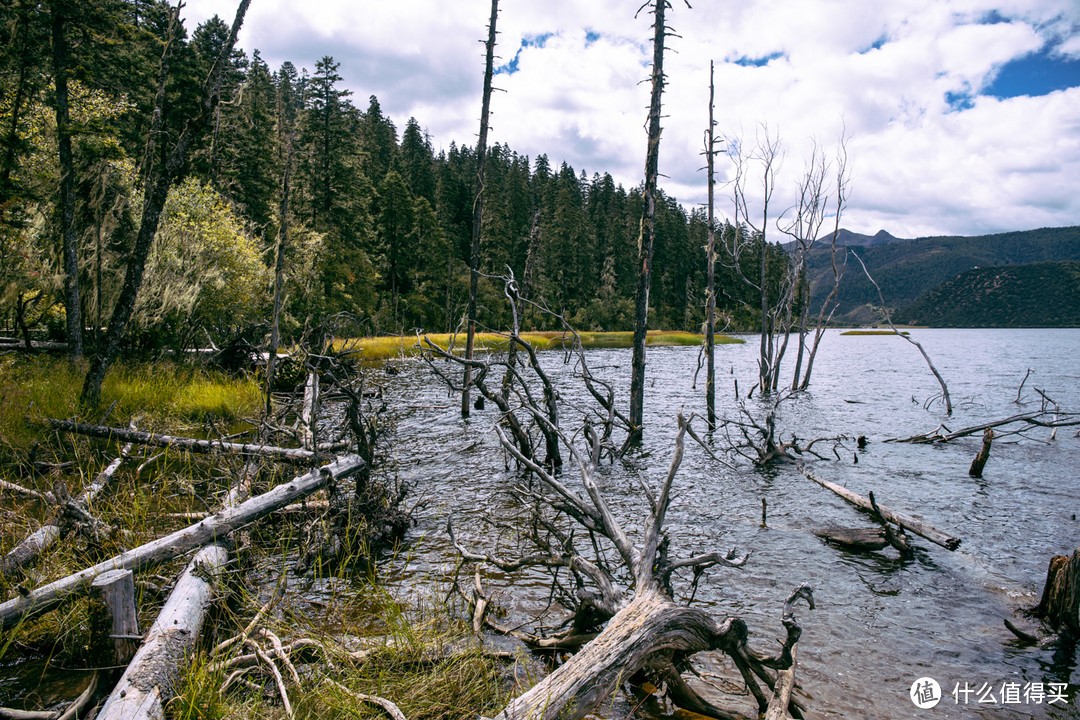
[453, 411, 814, 720]
[462, 0, 499, 419]
[796, 140, 849, 391]
[850, 250, 952, 415]
[630, 0, 687, 444]
[703, 61, 719, 430]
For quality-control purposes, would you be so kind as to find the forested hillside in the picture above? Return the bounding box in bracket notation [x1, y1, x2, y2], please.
[0, 1, 789, 351]
[806, 226, 1080, 323]
[894, 261, 1080, 327]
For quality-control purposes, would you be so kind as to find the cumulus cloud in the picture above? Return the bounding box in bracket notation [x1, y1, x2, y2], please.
[181, 0, 1080, 238]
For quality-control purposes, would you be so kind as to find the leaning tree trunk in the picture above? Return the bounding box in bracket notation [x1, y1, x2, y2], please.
[629, 0, 670, 445]
[461, 0, 499, 418]
[265, 129, 294, 412]
[80, 0, 250, 406]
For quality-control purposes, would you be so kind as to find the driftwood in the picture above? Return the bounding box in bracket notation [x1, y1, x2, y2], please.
[801, 470, 960, 550]
[456, 414, 812, 720]
[96, 545, 229, 720]
[1, 443, 131, 577]
[888, 409, 1079, 444]
[813, 527, 887, 551]
[0, 455, 363, 629]
[968, 428, 993, 478]
[48, 419, 317, 463]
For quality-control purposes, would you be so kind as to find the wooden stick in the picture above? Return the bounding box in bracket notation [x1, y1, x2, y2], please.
[0, 455, 363, 629]
[96, 545, 229, 720]
[801, 470, 961, 550]
[48, 419, 317, 463]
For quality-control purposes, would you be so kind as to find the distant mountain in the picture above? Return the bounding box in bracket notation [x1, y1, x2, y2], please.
[818, 228, 903, 247]
[805, 225, 1080, 324]
[895, 261, 1080, 327]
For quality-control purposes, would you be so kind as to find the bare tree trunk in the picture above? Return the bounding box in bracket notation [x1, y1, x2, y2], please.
[704, 61, 717, 430]
[461, 0, 499, 418]
[80, 0, 250, 406]
[265, 129, 295, 413]
[1034, 548, 1080, 637]
[49, 0, 82, 359]
[629, 0, 671, 444]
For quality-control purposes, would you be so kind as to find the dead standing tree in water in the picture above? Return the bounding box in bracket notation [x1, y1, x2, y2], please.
[462, 0, 499, 419]
[452, 409, 815, 720]
[629, 0, 688, 444]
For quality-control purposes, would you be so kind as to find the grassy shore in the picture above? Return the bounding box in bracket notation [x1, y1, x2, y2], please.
[332, 329, 743, 362]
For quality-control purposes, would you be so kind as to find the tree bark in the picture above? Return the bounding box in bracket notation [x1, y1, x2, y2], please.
[628, 0, 671, 445]
[96, 545, 228, 720]
[80, 0, 250, 406]
[461, 0, 499, 418]
[968, 428, 993, 478]
[49, 0, 82, 358]
[1034, 548, 1080, 637]
[0, 455, 362, 629]
[704, 61, 717, 431]
[90, 568, 140, 664]
[48, 419, 318, 463]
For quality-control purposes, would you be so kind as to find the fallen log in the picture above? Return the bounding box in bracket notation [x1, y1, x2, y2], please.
[888, 410, 1079, 444]
[0, 455, 363, 629]
[96, 545, 229, 720]
[813, 527, 887, 551]
[801, 470, 961, 550]
[47, 419, 317, 463]
[2, 443, 131, 577]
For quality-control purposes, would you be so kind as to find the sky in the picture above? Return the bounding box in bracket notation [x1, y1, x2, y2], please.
[180, 0, 1080, 239]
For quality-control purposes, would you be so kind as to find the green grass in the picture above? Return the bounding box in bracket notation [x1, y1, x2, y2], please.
[0, 356, 262, 457]
[332, 329, 742, 361]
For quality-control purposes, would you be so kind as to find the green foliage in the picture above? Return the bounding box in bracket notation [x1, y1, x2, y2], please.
[132, 177, 268, 347]
[895, 260, 1080, 327]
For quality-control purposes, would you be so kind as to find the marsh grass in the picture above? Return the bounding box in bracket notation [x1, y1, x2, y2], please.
[332, 329, 742, 362]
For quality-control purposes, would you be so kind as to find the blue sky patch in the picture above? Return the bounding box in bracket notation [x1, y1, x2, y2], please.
[945, 89, 975, 112]
[585, 30, 601, 46]
[984, 44, 1080, 98]
[860, 33, 889, 54]
[732, 51, 786, 67]
[495, 33, 555, 75]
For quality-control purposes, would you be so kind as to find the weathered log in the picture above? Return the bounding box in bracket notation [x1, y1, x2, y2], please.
[0, 478, 51, 503]
[1034, 548, 1080, 637]
[2, 443, 131, 577]
[0, 455, 363, 629]
[47, 419, 317, 463]
[764, 644, 798, 720]
[968, 428, 994, 478]
[801, 470, 961, 550]
[96, 545, 229, 720]
[813, 527, 887, 551]
[90, 569, 140, 664]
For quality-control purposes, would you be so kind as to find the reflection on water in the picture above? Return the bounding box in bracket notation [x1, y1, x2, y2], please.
[381, 329, 1080, 720]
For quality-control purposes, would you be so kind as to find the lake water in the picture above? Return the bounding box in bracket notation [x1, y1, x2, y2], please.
[378, 328, 1080, 720]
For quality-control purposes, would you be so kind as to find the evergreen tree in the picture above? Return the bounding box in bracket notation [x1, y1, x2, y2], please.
[359, 94, 397, 183]
[398, 116, 435, 203]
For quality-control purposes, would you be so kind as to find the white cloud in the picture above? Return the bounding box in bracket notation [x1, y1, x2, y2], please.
[180, 0, 1080, 238]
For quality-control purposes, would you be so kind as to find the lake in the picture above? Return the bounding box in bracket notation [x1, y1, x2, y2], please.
[378, 328, 1080, 719]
